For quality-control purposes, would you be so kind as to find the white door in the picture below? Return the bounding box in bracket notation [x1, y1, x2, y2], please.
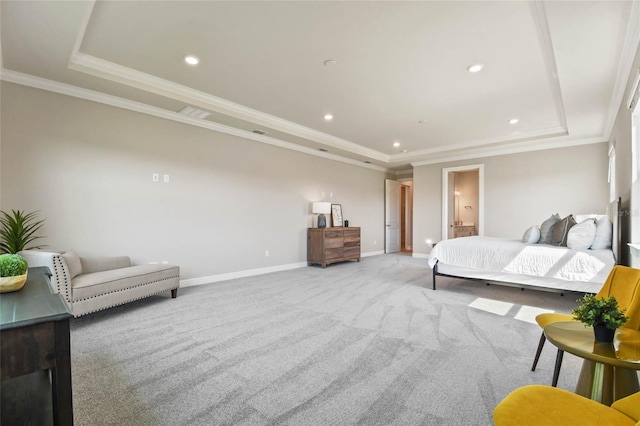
[385, 179, 401, 253]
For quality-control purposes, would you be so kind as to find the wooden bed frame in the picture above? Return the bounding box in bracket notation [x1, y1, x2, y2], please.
[431, 197, 623, 293]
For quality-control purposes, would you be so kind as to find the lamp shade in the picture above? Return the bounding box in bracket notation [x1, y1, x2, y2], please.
[312, 202, 331, 214]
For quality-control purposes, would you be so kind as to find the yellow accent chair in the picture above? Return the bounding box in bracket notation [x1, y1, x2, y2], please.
[530, 265, 640, 386]
[494, 385, 640, 426]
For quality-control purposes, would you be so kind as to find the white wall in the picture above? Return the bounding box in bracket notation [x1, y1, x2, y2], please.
[413, 143, 610, 256]
[610, 44, 640, 266]
[0, 82, 386, 280]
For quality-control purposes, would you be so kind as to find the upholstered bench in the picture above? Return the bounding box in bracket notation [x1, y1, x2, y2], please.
[19, 250, 180, 317]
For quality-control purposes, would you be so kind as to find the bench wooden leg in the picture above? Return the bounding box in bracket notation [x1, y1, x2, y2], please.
[171, 288, 178, 298]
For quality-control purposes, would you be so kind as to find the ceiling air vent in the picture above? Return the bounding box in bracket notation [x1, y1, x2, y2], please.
[252, 129, 268, 135]
[178, 106, 211, 119]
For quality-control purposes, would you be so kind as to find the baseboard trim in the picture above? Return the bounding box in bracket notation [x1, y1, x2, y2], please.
[181, 251, 387, 287]
[180, 262, 308, 287]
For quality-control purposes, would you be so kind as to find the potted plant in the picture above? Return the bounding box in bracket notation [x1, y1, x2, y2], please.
[0, 209, 46, 254]
[572, 294, 628, 342]
[0, 253, 29, 293]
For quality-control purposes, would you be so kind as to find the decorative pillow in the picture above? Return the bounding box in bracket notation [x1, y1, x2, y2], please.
[522, 226, 540, 244]
[539, 213, 561, 244]
[590, 216, 613, 250]
[61, 249, 82, 279]
[574, 214, 605, 224]
[566, 218, 597, 250]
[551, 215, 577, 246]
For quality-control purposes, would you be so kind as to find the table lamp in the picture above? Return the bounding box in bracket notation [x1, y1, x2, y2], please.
[312, 202, 331, 228]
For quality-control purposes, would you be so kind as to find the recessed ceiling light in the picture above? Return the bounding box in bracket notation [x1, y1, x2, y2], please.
[184, 55, 199, 65]
[509, 118, 519, 124]
[318, 148, 329, 152]
[393, 142, 401, 147]
[252, 129, 268, 135]
[418, 120, 428, 125]
[467, 63, 484, 73]
[324, 114, 333, 121]
[323, 59, 337, 66]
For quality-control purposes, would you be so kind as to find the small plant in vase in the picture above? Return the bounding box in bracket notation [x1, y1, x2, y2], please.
[0, 253, 29, 293]
[572, 294, 628, 342]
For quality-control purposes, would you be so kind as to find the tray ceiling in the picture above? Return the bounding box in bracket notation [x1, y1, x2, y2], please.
[1, 1, 639, 172]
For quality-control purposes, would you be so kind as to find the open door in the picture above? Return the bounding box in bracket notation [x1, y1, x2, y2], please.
[385, 179, 401, 253]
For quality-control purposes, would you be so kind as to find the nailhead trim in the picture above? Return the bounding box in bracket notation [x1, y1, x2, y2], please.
[73, 275, 180, 317]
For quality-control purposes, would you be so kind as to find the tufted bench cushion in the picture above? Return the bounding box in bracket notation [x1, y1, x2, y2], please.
[72, 264, 180, 300]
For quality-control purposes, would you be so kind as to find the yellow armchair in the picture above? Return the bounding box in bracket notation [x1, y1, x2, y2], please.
[531, 265, 640, 385]
[494, 385, 640, 426]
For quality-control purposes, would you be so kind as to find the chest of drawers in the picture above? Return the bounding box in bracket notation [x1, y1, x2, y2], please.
[308, 227, 361, 268]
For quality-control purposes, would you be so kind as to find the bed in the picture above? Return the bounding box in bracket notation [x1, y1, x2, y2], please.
[428, 198, 621, 294]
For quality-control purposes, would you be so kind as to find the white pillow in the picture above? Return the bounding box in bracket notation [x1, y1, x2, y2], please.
[590, 216, 613, 250]
[522, 226, 540, 244]
[567, 219, 597, 250]
[574, 214, 605, 223]
[61, 249, 82, 279]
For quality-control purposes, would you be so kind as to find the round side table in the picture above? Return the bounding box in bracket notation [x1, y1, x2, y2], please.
[544, 321, 640, 406]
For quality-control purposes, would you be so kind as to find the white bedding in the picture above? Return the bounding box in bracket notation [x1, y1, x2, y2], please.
[428, 236, 615, 293]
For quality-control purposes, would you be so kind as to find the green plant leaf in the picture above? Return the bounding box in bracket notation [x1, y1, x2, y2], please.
[572, 294, 628, 330]
[0, 210, 46, 254]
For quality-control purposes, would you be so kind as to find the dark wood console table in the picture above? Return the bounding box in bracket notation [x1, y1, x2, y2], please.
[1, 266, 74, 425]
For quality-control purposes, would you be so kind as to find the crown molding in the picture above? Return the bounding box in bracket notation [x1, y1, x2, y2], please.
[411, 135, 607, 167]
[68, 2, 391, 163]
[388, 126, 568, 166]
[67, 52, 391, 163]
[0, 69, 389, 173]
[530, 0, 568, 130]
[0, 66, 610, 171]
[604, 0, 640, 137]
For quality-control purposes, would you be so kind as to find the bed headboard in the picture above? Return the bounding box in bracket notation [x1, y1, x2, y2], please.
[608, 197, 622, 264]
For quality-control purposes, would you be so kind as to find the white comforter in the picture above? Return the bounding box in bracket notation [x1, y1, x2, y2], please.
[428, 236, 615, 284]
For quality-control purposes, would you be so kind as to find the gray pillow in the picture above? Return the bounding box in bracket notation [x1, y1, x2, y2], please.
[539, 214, 560, 244]
[551, 215, 577, 246]
[61, 249, 82, 279]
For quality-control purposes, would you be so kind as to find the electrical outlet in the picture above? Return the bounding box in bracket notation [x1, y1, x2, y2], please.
[265, 250, 270, 257]
[152, 173, 159, 182]
[163, 174, 170, 183]
[161, 260, 168, 264]
[374, 240, 377, 245]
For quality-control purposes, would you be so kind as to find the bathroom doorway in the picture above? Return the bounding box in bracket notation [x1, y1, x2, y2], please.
[442, 165, 484, 240]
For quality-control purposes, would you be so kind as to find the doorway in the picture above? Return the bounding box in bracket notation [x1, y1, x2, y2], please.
[385, 179, 413, 254]
[441, 165, 484, 240]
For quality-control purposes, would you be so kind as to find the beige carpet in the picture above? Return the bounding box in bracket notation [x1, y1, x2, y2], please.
[70, 254, 589, 425]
